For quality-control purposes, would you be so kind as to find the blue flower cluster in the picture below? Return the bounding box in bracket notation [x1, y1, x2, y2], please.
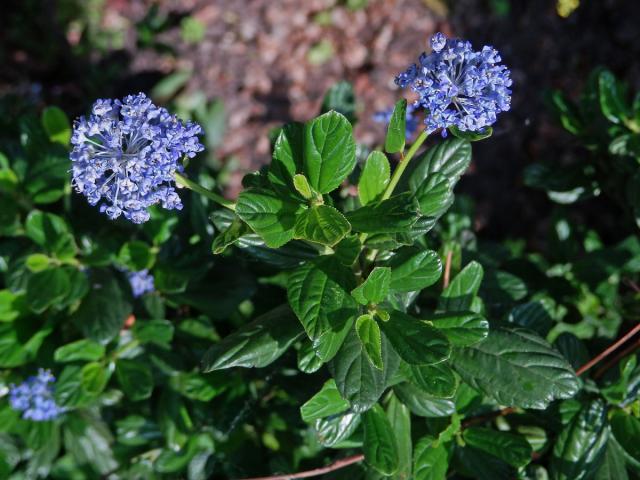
[70, 93, 204, 224]
[9, 369, 62, 421]
[128, 269, 155, 297]
[373, 103, 420, 140]
[395, 32, 512, 136]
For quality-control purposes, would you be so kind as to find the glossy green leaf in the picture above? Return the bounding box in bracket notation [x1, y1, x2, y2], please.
[300, 380, 350, 422]
[551, 399, 609, 480]
[610, 410, 640, 469]
[356, 314, 384, 369]
[359, 151, 390, 206]
[379, 310, 450, 365]
[321, 81, 357, 123]
[303, 111, 356, 193]
[598, 70, 629, 123]
[438, 261, 483, 311]
[363, 404, 399, 475]
[333, 235, 362, 266]
[452, 328, 580, 409]
[352, 267, 391, 305]
[292, 173, 314, 199]
[54, 339, 105, 363]
[314, 412, 361, 448]
[394, 383, 456, 418]
[25, 210, 76, 259]
[268, 122, 304, 194]
[25, 253, 50, 272]
[595, 439, 628, 480]
[202, 304, 302, 371]
[133, 319, 174, 346]
[81, 362, 110, 396]
[26, 268, 70, 313]
[428, 311, 489, 346]
[463, 427, 532, 468]
[346, 194, 418, 234]
[297, 339, 324, 373]
[41, 106, 71, 145]
[72, 270, 131, 343]
[449, 126, 493, 142]
[412, 173, 453, 219]
[387, 394, 412, 480]
[236, 188, 303, 248]
[329, 328, 399, 413]
[116, 359, 153, 401]
[211, 217, 251, 254]
[414, 436, 450, 480]
[508, 299, 556, 336]
[409, 138, 472, 192]
[63, 412, 117, 475]
[388, 249, 442, 292]
[288, 258, 357, 362]
[409, 362, 457, 398]
[385, 99, 407, 153]
[293, 204, 351, 247]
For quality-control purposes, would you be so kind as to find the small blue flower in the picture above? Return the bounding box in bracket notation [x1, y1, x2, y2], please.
[71, 93, 204, 224]
[128, 269, 155, 297]
[395, 32, 512, 136]
[374, 103, 420, 140]
[9, 369, 62, 422]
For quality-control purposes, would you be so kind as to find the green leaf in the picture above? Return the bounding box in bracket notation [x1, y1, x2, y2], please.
[288, 258, 358, 362]
[595, 439, 629, 480]
[41, 106, 71, 145]
[346, 194, 418, 234]
[414, 436, 450, 480]
[133, 319, 174, 346]
[297, 339, 324, 373]
[0, 290, 27, 322]
[448, 126, 493, 142]
[438, 261, 483, 311]
[294, 205, 351, 247]
[388, 249, 442, 292]
[428, 311, 489, 346]
[551, 399, 609, 480]
[54, 339, 105, 363]
[409, 138, 472, 192]
[463, 427, 533, 468]
[329, 328, 399, 412]
[387, 394, 412, 480]
[0, 320, 53, 368]
[356, 314, 384, 369]
[25, 253, 50, 272]
[334, 235, 362, 266]
[379, 310, 450, 365]
[212, 217, 251, 254]
[116, 359, 153, 401]
[303, 111, 356, 193]
[610, 410, 640, 469]
[269, 122, 304, 194]
[25, 211, 76, 259]
[452, 328, 580, 409]
[412, 173, 453, 219]
[81, 362, 110, 396]
[293, 173, 314, 199]
[598, 70, 629, 123]
[202, 304, 302, 371]
[509, 300, 556, 336]
[72, 270, 132, 343]
[118, 241, 155, 271]
[236, 188, 303, 248]
[63, 412, 117, 475]
[363, 404, 399, 475]
[385, 99, 407, 154]
[352, 267, 391, 305]
[169, 372, 227, 402]
[394, 383, 455, 417]
[300, 380, 350, 422]
[359, 151, 390, 206]
[26, 267, 70, 313]
[314, 412, 361, 447]
[321, 81, 357, 123]
[408, 362, 457, 398]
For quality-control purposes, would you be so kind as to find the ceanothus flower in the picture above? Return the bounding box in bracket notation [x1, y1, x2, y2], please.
[395, 32, 512, 136]
[9, 369, 63, 421]
[71, 93, 204, 224]
[127, 269, 155, 297]
[373, 103, 420, 140]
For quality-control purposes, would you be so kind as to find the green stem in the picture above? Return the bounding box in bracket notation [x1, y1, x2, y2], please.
[381, 129, 429, 200]
[175, 172, 235, 211]
[358, 130, 430, 246]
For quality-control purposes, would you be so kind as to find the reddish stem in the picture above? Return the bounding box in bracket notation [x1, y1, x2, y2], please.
[236, 455, 364, 480]
[443, 250, 453, 288]
[575, 322, 640, 376]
